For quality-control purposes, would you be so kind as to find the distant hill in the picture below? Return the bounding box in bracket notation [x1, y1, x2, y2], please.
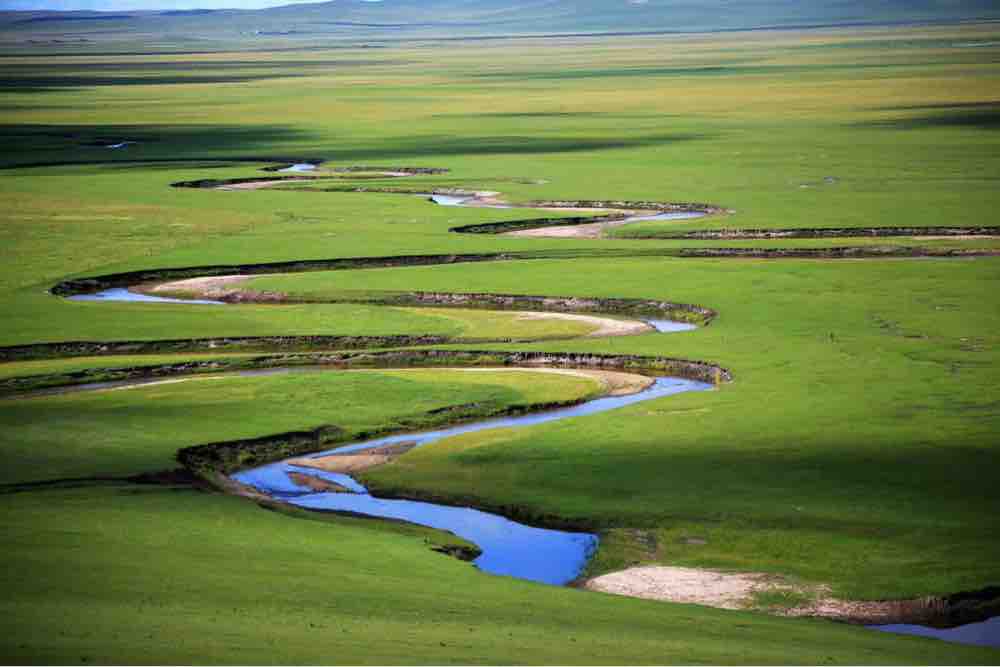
[3, 0, 999, 47]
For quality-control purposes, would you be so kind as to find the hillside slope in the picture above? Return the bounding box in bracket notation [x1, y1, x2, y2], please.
[2, 0, 999, 48]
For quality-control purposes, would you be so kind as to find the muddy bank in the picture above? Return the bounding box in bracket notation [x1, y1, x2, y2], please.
[0, 349, 730, 398]
[786, 585, 1000, 627]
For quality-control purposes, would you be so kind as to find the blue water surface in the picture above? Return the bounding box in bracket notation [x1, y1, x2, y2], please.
[233, 376, 712, 585]
[872, 617, 1000, 648]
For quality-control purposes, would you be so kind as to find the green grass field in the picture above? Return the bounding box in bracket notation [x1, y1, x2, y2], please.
[2, 20, 999, 664]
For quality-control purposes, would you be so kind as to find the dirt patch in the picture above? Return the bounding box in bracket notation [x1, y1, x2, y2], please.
[287, 442, 418, 475]
[143, 274, 284, 302]
[585, 565, 1000, 626]
[217, 180, 286, 191]
[586, 566, 778, 610]
[287, 471, 355, 493]
[433, 366, 654, 397]
[514, 311, 652, 337]
[508, 222, 608, 239]
[584, 370, 655, 396]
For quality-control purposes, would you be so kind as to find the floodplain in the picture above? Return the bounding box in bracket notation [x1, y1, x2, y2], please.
[1, 19, 999, 664]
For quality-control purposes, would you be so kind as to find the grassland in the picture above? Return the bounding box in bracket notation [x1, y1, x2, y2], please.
[1, 21, 999, 664]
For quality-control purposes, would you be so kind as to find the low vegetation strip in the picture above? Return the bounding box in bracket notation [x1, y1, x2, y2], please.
[0, 350, 731, 398]
[0, 335, 455, 362]
[675, 246, 1000, 258]
[639, 226, 1000, 240]
[142, 280, 716, 324]
[48, 244, 1000, 303]
[170, 164, 998, 243]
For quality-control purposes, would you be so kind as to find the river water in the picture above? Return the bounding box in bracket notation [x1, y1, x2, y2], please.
[233, 376, 713, 585]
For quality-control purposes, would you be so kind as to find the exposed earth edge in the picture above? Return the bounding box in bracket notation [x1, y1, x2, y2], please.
[585, 565, 1000, 628]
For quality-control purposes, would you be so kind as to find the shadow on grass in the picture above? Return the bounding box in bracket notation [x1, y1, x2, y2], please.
[0, 57, 411, 92]
[0, 72, 312, 94]
[467, 61, 952, 82]
[0, 123, 321, 168]
[513, 435, 1000, 541]
[859, 104, 1000, 131]
[318, 132, 706, 160]
[0, 59, 403, 74]
[1, 123, 707, 168]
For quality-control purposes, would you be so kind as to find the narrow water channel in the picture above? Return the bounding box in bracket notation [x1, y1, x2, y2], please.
[51, 168, 998, 647]
[68, 287, 222, 305]
[278, 163, 318, 173]
[233, 376, 713, 585]
[66, 288, 698, 333]
[423, 193, 707, 224]
[60, 284, 706, 584]
[870, 617, 1000, 648]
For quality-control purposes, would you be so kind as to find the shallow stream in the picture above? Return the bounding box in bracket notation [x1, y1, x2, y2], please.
[51, 167, 998, 646]
[871, 617, 1000, 648]
[233, 376, 713, 585]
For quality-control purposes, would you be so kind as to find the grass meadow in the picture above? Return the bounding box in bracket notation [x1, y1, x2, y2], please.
[1, 21, 999, 663]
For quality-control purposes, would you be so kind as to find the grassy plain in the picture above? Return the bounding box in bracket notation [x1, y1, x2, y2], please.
[1, 21, 999, 664]
[0, 369, 601, 484]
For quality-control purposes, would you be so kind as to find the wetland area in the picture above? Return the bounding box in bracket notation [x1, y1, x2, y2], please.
[1, 9, 999, 665]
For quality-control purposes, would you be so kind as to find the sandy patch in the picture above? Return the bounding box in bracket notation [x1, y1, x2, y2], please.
[503, 212, 652, 239]
[146, 280, 655, 340]
[445, 367, 653, 397]
[507, 223, 608, 238]
[145, 274, 279, 301]
[583, 565, 971, 625]
[582, 369, 655, 396]
[287, 442, 418, 475]
[106, 376, 227, 392]
[218, 180, 286, 191]
[287, 471, 355, 493]
[515, 311, 652, 337]
[586, 566, 775, 610]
